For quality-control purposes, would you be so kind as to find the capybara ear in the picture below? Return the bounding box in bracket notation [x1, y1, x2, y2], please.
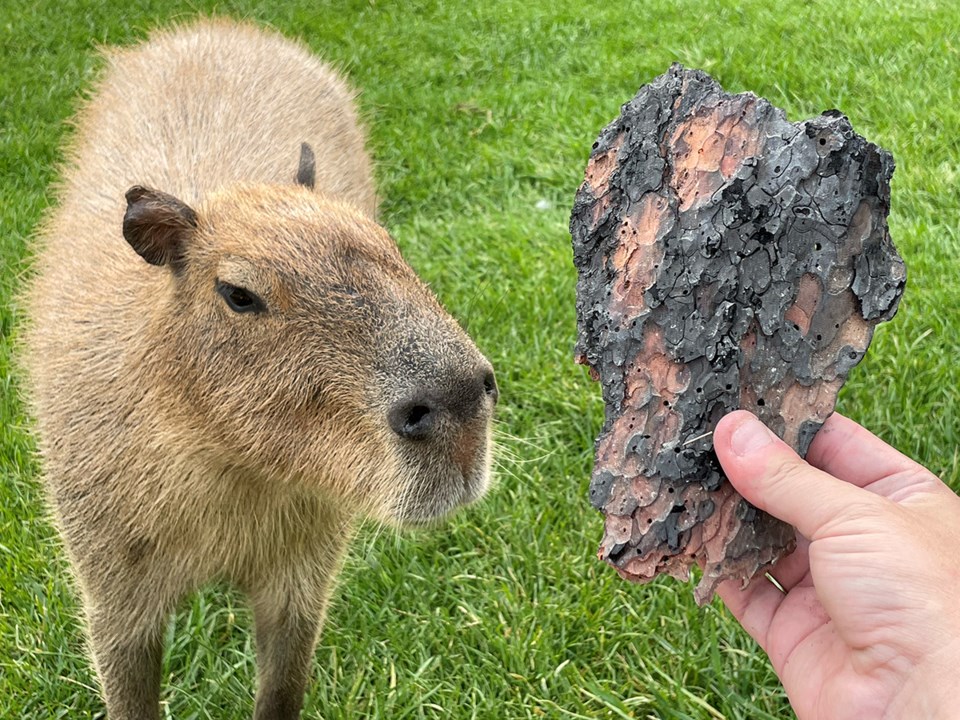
[122, 186, 198, 268]
[295, 142, 316, 189]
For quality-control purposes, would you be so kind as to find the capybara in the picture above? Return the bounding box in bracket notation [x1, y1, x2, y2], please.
[22, 19, 497, 720]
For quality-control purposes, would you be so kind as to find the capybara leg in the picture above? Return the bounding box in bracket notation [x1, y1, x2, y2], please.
[251, 592, 325, 720]
[88, 609, 164, 720]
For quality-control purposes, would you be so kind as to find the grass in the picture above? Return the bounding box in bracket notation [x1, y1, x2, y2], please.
[2, 0, 959, 717]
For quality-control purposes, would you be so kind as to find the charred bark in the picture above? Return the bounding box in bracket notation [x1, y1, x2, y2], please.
[571, 64, 906, 604]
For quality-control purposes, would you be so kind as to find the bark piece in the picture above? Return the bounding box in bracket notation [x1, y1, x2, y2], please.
[570, 64, 906, 605]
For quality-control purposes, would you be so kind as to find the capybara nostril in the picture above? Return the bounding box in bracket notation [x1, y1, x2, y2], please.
[482, 369, 499, 406]
[389, 400, 437, 440]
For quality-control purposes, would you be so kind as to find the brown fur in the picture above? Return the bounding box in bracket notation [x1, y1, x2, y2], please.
[22, 19, 496, 720]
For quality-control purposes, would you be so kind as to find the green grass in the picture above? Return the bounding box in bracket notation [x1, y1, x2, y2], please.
[2, 0, 959, 717]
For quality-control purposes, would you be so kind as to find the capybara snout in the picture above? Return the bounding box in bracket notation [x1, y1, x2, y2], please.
[383, 344, 499, 524]
[23, 18, 494, 720]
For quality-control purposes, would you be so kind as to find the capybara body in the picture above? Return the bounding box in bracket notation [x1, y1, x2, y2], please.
[23, 19, 496, 720]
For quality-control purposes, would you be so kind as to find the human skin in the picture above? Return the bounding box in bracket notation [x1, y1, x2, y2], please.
[714, 411, 960, 720]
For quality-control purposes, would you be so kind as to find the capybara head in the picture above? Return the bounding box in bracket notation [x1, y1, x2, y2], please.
[121, 149, 497, 526]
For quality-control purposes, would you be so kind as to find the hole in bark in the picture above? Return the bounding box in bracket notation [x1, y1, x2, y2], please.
[819, 137, 826, 145]
[814, 242, 822, 250]
[757, 398, 765, 406]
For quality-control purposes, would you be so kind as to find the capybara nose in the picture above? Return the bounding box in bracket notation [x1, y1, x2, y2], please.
[389, 366, 497, 440]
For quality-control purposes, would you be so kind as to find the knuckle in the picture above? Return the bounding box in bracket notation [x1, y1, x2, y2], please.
[764, 453, 810, 490]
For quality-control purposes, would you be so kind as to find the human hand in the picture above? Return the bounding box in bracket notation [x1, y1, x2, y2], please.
[713, 410, 960, 720]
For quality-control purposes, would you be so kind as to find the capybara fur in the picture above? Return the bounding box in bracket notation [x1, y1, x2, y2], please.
[23, 19, 497, 720]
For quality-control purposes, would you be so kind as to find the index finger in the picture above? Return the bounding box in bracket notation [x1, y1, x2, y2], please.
[805, 412, 921, 488]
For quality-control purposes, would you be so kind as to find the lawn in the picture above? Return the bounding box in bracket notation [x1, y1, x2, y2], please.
[2, 0, 959, 717]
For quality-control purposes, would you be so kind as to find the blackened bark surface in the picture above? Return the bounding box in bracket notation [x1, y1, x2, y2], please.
[571, 64, 906, 605]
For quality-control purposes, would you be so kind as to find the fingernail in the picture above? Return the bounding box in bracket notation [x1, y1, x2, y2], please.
[730, 416, 775, 457]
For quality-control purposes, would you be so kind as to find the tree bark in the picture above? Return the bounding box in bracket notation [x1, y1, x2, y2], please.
[571, 64, 906, 604]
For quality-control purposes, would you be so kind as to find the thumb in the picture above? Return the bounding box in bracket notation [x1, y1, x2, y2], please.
[714, 411, 876, 540]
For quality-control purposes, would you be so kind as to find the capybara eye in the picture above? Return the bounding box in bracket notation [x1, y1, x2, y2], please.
[215, 280, 265, 314]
